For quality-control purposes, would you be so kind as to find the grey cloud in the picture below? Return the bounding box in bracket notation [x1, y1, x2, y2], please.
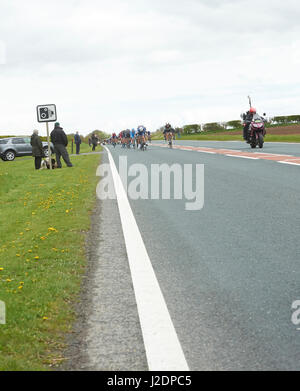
[1, 0, 300, 135]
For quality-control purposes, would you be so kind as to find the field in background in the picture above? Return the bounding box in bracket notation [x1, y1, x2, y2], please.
[0, 154, 100, 370]
[152, 124, 300, 143]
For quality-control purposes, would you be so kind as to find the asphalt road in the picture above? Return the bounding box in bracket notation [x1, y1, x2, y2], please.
[157, 139, 300, 157]
[104, 140, 300, 371]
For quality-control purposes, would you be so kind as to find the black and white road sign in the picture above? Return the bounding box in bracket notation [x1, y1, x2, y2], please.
[37, 104, 57, 123]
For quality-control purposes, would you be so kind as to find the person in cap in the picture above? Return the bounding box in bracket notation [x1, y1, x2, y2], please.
[50, 122, 73, 168]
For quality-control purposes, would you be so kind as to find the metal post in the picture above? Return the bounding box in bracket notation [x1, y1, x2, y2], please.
[46, 122, 52, 170]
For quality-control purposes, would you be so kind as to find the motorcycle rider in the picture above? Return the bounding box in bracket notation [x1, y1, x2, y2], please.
[242, 107, 256, 142]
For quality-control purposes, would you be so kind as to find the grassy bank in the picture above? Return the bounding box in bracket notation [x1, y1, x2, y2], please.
[0, 153, 100, 370]
[66, 142, 98, 155]
[153, 133, 300, 143]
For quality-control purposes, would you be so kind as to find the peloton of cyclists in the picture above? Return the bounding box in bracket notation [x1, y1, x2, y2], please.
[110, 125, 148, 150]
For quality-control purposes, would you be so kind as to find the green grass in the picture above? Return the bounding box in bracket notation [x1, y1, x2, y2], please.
[0, 153, 100, 370]
[153, 133, 300, 143]
[66, 142, 98, 155]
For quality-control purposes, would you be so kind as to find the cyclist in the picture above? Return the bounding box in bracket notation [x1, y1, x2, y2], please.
[111, 132, 117, 147]
[131, 128, 136, 148]
[125, 129, 131, 148]
[147, 130, 151, 143]
[163, 123, 175, 147]
[120, 131, 126, 148]
[137, 125, 147, 150]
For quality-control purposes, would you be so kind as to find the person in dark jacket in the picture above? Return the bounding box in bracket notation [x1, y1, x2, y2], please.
[91, 133, 98, 151]
[74, 131, 82, 154]
[50, 122, 73, 168]
[242, 107, 256, 141]
[30, 129, 44, 170]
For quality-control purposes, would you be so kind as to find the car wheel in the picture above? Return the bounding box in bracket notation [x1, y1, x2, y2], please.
[4, 150, 16, 161]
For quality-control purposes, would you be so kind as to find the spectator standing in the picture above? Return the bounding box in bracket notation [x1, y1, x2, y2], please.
[50, 122, 73, 168]
[91, 133, 98, 151]
[74, 131, 82, 154]
[30, 129, 44, 170]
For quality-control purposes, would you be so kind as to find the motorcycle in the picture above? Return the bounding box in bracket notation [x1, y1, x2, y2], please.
[244, 113, 266, 149]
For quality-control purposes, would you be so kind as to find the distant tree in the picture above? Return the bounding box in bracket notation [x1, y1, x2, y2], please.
[83, 130, 110, 143]
[287, 115, 300, 123]
[226, 120, 242, 129]
[202, 122, 224, 132]
[183, 124, 201, 134]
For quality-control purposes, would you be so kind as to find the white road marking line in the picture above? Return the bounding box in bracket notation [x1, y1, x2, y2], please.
[197, 150, 216, 154]
[278, 161, 300, 166]
[253, 152, 293, 157]
[219, 150, 242, 152]
[104, 146, 189, 371]
[225, 154, 259, 160]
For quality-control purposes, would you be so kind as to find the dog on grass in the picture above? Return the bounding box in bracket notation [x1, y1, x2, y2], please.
[40, 158, 58, 170]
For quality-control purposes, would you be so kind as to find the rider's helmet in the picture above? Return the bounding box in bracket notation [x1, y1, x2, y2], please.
[249, 107, 256, 114]
[138, 125, 145, 131]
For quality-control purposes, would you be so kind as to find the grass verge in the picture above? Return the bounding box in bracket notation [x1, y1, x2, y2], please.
[66, 142, 101, 155]
[153, 133, 300, 142]
[0, 153, 100, 370]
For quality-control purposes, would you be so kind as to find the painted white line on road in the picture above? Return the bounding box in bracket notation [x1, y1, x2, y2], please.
[278, 161, 300, 166]
[219, 150, 242, 152]
[197, 150, 216, 154]
[104, 146, 189, 371]
[253, 152, 293, 157]
[225, 154, 259, 160]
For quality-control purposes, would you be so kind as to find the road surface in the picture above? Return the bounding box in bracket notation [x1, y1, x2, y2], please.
[68, 140, 300, 371]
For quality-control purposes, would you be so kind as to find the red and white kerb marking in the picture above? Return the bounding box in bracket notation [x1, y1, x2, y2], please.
[153, 144, 300, 166]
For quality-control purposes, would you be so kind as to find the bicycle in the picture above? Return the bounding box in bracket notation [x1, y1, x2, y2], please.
[167, 132, 173, 148]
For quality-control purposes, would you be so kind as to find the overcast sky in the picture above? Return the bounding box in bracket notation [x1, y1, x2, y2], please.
[1, 0, 300, 136]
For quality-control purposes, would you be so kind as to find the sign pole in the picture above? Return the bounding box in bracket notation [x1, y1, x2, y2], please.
[46, 122, 52, 170]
